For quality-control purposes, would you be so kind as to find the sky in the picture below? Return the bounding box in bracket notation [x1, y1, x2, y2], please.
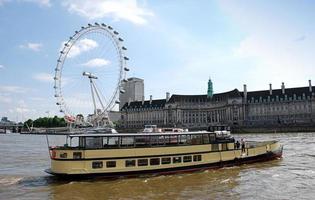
[0, 0, 314, 121]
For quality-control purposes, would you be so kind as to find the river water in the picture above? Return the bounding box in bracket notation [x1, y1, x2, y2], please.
[0, 132, 314, 200]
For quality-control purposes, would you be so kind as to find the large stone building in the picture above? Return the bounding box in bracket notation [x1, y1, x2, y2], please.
[120, 79, 315, 130]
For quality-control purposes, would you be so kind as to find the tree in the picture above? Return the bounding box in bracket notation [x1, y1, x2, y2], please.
[24, 116, 67, 128]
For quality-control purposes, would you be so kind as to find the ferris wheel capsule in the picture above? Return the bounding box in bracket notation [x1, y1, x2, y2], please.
[120, 89, 125, 94]
[122, 46, 127, 50]
[124, 67, 130, 71]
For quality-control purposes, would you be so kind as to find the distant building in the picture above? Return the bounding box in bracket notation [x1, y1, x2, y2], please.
[119, 77, 144, 110]
[121, 79, 315, 130]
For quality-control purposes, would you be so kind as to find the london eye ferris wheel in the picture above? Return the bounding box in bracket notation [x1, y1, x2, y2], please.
[53, 23, 129, 127]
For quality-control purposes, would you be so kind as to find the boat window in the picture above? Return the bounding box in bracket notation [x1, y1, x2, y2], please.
[59, 153, 67, 158]
[85, 137, 103, 149]
[221, 143, 228, 151]
[203, 134, 210, 144]
[161, 157, 171, 164]
[106, 161, 116, 168]
[179, 135, 188, 144]
[193, 155, 202, 162]
[173, 156, 182, 163]
[191, 135, 202, 145]
[209, 134, 216, 142]
[164, 135, 173, 145]
[92, 161, 103, 169]
[150, 136, 160, 146]
[135, 136, 148, 147]
[183, 155, 192, 162]
[125, 160, 136, 167]
[138, 159, 148, 166]
[121, 137, 135, 147]
[73, 152, 82, 159]
[70, 137, 79, 147]
[79, 137, 84, 148]
[150, 158, 160, 165]
[103, 137, 109, 146]
[107, 137, 119, 148]
[211, 144, 219, 151]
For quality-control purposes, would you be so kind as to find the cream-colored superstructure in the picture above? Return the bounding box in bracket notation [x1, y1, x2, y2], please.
[46, 132, 282, 176]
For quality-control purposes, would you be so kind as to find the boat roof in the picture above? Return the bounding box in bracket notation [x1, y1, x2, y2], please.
[69, 131, 212, 137]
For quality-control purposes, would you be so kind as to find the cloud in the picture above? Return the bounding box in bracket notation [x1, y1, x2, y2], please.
[218, 1, 315, 90]
[0, 0, 51, 7]
[82, 58, 110, 68]
[0, 96, 11, 103]
[0, 85, 28, 93]
[19, 42, 43, 51]
[22, 0, 51, 7]
[0, 64, 4, 69]
[33, 72, 53, 83]
[62, 0, 153, 25]
[65, 38, 98, 58]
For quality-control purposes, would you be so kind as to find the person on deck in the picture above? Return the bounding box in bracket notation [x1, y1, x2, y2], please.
[235, 140, 240, 149]
[241, 138, 245, 153]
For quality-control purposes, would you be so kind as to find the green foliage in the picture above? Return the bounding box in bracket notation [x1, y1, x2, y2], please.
[23, 116, 66, 128]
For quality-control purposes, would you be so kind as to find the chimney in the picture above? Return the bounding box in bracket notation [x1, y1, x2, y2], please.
[309, 80, 312, 92]
[243, 84, 247, 100]
[128, 98, 131, 106]
[142, 95, 144, 105]
[269, 83, 272, 95]
[149, 95, 152, 104]
[281, 82, 285, 94]
[166, 92, 170, 102]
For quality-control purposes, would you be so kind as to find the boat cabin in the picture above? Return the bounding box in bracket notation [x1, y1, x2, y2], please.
[60, 131, 234, 150]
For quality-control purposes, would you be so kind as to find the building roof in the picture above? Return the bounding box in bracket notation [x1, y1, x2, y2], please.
[242, 86, 315, 101]
[121, 99, 166, 110]
[168, 89, 241, 103]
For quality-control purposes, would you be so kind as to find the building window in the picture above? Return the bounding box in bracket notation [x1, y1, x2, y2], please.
[150, 158, 160, 165]
[92, 161, 103, 169]
[161, 157, 171, 164]
[193, 155, 202, 162]
[173, 156, 182, 163]
[138, 159, 148, 166]
[183, 155, 192, 163]
[125, 160, 136, 167]
[106, 161, 116, 168]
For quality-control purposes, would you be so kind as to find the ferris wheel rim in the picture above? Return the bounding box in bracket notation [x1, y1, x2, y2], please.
[53, 23, 129, 121]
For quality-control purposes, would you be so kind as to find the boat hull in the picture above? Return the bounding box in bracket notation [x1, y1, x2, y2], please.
[45, 144, 283, 179]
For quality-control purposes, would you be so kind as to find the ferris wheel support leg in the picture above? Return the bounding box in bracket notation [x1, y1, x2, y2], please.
[91, 81, 105, 111]
[89, 79, 97, 115]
